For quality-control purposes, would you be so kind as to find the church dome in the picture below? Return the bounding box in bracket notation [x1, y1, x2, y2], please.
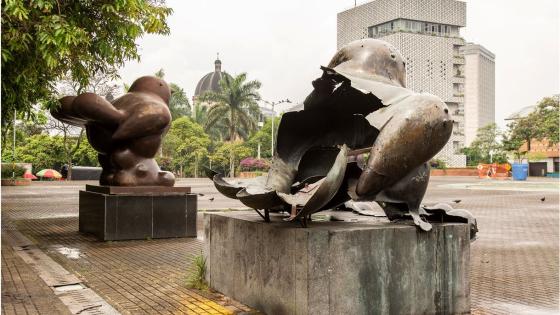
[194, 56, 226, 97]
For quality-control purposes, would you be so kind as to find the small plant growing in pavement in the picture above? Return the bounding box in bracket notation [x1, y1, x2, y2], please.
[186, 253, 208, 291]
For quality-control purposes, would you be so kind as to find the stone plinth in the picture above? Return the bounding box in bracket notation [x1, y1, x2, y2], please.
[79, 185, 197, 241]
[204, 211, 470, 315]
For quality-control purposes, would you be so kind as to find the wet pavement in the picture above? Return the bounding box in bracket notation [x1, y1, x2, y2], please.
[1, 176, 559, 314]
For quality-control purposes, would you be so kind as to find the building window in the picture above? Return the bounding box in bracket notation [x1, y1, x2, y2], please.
[453, 141, 460, 152]
[370, 19, 458, 38]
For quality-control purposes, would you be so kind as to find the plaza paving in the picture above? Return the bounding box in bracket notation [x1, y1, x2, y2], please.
[1, 176, 559, 314]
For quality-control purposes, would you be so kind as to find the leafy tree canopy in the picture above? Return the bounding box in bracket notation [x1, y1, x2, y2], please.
[461, 123, 507, 166]
[1, 0, 172, 125]
[162, 117, 210, 177]
[504, 95, 559, 153]
[154, 68, 191, 120]
[200, 72, 262, 141]
[245, 116, 280, 159]
[211, 140, 252, 177]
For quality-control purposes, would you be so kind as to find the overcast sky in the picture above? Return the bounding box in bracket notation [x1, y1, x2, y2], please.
[119, 0, 559, 127]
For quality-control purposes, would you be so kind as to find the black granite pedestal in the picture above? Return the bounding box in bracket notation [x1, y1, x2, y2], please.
[79, 185, 197, 241]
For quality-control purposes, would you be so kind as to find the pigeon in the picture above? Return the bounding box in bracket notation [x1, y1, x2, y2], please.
[198, 193, 205, 196]
[209, 197, 215, 202]
[453, 199, 461, 204]
[541, 197, 546, 202]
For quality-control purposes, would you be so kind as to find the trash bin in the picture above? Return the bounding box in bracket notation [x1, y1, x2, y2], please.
[512, 163, 528, 181]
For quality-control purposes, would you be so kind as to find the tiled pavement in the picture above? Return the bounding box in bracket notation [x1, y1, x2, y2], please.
[2, 177, 559, 314]
[13, 218, 251, 314]
[2, 233, 71, 315]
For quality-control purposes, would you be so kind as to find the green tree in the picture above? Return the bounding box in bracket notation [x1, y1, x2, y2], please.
[533, 95, 559, 144]
[46, 118, 85, 179]
[73, 141, 100, 167]
[154, 68, 191, 120]
[461, 123, 507, 166]
[1, 0, 172, 125]
[200, 73, 262, 141]
[192, 102, 208, 125]
[169, 83, 191, 120]
[503, 95, 559, 158]
[162, 117, 210, 177]
[245, 117, 281, 159]
[211, 140, 252, 177]
[1, 107, 48, 158]
[14, 134, 65, 171]
[505, 114, 539, 152]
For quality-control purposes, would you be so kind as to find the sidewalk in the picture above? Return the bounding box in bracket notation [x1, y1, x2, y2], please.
[2, 177, 559, 314]
[2, 228, 71, 315]
[1, 181, 255, 314]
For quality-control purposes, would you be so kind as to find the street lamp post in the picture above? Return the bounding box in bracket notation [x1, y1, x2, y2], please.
[261, 99, 291, 157]
[12, 109, 16, 178]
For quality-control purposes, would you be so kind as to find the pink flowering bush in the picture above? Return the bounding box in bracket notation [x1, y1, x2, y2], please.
[239, 157, 270, 172]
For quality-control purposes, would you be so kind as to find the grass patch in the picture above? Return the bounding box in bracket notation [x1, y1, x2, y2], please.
[186, 252, 208, 291]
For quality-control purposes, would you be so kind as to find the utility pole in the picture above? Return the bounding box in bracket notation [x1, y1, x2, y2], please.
[12, 109, 16, 178]
[262, 99, 291, 157]
[271, 103, 275, 157]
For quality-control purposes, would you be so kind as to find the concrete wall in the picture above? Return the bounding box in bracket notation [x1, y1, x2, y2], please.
[205, 212, 471, 315]
[462, 43, 496, 146]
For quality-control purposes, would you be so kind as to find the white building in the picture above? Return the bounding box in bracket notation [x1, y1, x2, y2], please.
[461, 43, 496, 146]
[337, 0, 468, 166]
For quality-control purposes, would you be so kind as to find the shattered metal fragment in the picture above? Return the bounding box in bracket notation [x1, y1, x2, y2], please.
[206, 38, 476, 237]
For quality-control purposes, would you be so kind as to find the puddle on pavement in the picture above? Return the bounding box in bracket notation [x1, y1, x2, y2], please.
[54, 284, 84, 292]
[51, 245, 82, 259]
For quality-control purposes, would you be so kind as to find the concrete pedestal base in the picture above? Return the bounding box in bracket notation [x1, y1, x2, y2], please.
[204, 212, 470, 315]
[79, 185, 197, 241]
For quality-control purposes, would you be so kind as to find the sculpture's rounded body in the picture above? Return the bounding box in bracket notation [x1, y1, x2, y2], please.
[51, 76, 175, 186]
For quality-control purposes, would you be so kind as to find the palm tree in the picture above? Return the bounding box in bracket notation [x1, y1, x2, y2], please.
[154, 69, 191, 120]
[192, 102, 208, 125]
[200, 72, 261, 141]
[168, 83, 191, 120]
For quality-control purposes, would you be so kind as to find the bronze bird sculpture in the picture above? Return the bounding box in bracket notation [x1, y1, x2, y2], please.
[51, 76, 175, 187]
[205, 39, 476, 235]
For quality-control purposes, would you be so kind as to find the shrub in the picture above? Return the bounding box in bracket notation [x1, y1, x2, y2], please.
[239, 157, 270, 172]
[1, 164, 26, 179]
[186, 253, 208, 291]
[429, 159, 447, 169]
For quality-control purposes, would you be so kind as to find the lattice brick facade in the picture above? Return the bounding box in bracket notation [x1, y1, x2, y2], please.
[337, 0, 466, 50]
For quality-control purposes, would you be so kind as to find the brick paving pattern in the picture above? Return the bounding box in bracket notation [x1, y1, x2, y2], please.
[427, 179, 559, 315]
[2, 177, 559, 314]
[2, 233, 71, 315]
[14, 218, 252, 315]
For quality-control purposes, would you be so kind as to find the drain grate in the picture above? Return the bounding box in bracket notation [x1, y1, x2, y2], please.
[58, 288, 119, 314]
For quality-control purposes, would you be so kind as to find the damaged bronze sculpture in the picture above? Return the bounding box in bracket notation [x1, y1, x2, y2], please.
[206, 39, 477, 236]
[51, 76, 175, 187]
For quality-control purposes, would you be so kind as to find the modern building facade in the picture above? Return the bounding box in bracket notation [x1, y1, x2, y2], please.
[462, 43, 496, 146]
[337, 0, 468, 166]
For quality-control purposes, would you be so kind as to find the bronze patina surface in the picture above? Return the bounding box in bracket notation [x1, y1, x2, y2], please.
[51, 76, 175, 186]
[207, 39, 476, 234]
